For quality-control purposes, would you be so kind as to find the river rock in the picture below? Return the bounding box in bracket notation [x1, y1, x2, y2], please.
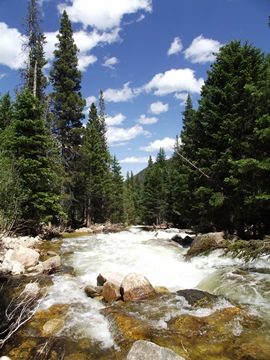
[186, 232, 225, 257]
[120, 273, 156, 301]
[42, 318, 64, 336]
[1, 258, 25, 275]
[84, 285, 103, 298]
[41, 255, 61, 273]
[97, 271, 125, 286]
[126, 340, 184, 360]
[102, 280, 122, 302]
[171, 234, 193, 247]
[9, 246, 40, 267]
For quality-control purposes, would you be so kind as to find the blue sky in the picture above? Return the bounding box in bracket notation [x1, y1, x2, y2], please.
[0, 0, 269, 177]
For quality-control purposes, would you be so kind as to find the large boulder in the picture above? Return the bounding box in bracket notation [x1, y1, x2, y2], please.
[102, 281, 122, 302]
[8, 246, 40, 268]
[126, 340, 185, 360]
[120, 273, 156, 302]
[186, 232, 225, 257]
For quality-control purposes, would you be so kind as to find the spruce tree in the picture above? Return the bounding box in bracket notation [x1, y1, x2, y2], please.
[110, 156, 124, 223]
[195, 41, 270, 236]
[50, 10, 86, 225]
[21, 0, 48, 101]
[82, 103, 112, 224]
[8, 89, 61, 233]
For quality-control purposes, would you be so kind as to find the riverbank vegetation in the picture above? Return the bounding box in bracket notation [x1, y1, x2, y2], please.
[0, 1, 269, 240]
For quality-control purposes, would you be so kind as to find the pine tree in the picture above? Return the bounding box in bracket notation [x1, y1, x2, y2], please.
[0, 92, 14, 131]
[21, 0, 48, 101]
[110, 156, 124, 223]
[82, 103, 112, 224]
[195, 41, 270, 236]
[8, 89, 61, 233]
[49, 10, 86, 225]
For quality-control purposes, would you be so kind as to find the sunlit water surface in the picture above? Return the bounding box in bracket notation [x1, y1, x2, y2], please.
[39, 226, 270, 348]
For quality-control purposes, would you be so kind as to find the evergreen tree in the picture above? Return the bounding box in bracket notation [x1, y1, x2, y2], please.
[82, 103, 112, 224]
[0, 92, 14, 131]
[110, 156, 124, 223]
[195, 41, 270, 236]
[49, 10, 86, 225]
[123, 172, 136, 224]
[142, 152, 169, 225]
[7, 89, 61, 233]
[21, 0, 47, 101]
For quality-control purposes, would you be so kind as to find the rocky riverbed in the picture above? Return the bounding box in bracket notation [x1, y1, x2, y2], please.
[0, 227, 270, 359]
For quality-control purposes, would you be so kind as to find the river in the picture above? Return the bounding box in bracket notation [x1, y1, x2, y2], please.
[2, 226, 270, 359]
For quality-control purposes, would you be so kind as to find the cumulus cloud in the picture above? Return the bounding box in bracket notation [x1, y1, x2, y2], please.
[120, 156, 149, 164]
[0, 22, 27, 70]
[174, 92, 189, 106]
[103, 82, 136, 102]
[139, 137, 175, 152]
[106, 113, 126, 126]
[85, 95, 97, 106]
[167, 37, 183, 56]
[78, 54, 97, 71]
[149, 101, 168, 114]
[137, 114, 158, 125]
[58, 0, 152, 30]
[184, 35, 222, 63]
[44, 28, 121, 71]
[107, 124, 151, 145]
[102, 56, 119, 69]
[144, 68, 204, 95]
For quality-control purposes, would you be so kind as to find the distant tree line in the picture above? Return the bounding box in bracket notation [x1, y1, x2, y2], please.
[0, 1, 269, 239]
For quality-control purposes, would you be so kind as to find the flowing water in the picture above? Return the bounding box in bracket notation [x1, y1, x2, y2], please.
[38, 227, 270, 351]
[2, 226, 270, 359]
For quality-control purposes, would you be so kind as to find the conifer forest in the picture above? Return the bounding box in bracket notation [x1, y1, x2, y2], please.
[0, 1, 270, 239]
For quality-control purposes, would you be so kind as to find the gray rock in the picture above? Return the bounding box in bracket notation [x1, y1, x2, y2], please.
[126, 340, 185, 360]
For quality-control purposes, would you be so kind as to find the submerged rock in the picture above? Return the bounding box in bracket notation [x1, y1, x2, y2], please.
[176, 289, 218, 307]
[126, 340, 185, 360]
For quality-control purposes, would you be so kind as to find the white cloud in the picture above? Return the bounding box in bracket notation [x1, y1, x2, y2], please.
[107, 124, 151, 145]
[103, 82, 136, 102]
[174, 92, 188, 106]
[102, 56, 119, 69]
[74, 28, 121, 53]
[184, 35, 222, 63]
[137, 114, 158, 125]
[149, 101, 168, 114]
[0, 73, 6, 80]
[139, 137, 175, 152]
[167, 37, 183, 56]
[120, 156, 149, 164]
[144, 68, 204, 95]
[85, 96, 97, 106]
[0, 23, 27, 70]
[44, 28, 121, 71]
[106, 113, 126, 126]
[78, 54, 97, 71]
[58, 0, 152, 30]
